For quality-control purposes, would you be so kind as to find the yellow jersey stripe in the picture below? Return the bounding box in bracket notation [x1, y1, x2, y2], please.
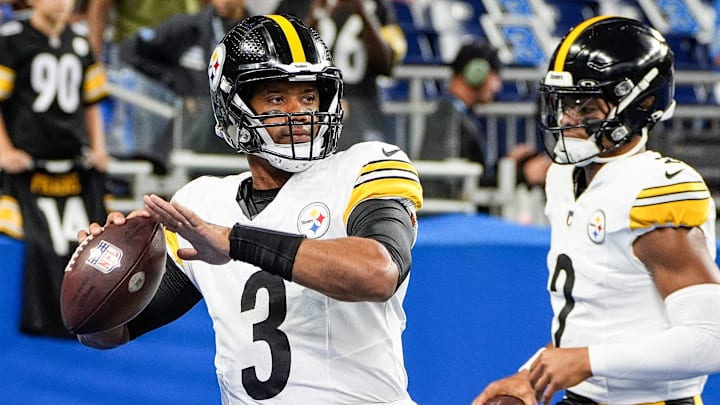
[0, 64, 16, 100]
[553, 15, 614, 71]
[84, 63, 108, 103]
[0, 195, 23, 239]
[359, 159, 418, 177]
[164, 229, 184, 267]
[636, 181, 707, 199]
[380, 24, 408, 64]
[599, 394, 702, 405]
[344, 176, 423, 223]
[268, 15, 307, 63]
[629, 198, 709, 230]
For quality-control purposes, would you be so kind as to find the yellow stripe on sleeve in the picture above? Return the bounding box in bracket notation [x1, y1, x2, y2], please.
[0, 195, 23, 239]
[164, 229, 184, 267]
[630, 181, 711, 230]
[0, 64, 16, 100]
[636, 181, 707, 199]
[380, 24, 408, 64]
[83, 63, 109, 103]
[630, 199, 710, 230]
[344, 159, 423, 223]
[267, 15, 307, 63]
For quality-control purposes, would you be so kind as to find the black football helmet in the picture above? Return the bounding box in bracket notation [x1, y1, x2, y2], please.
[208, 14, 344, 172]
[538, 16, 675, 165]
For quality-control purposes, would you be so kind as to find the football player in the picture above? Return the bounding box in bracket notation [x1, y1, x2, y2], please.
[472, 16, 720, 405]
[76, 14, 422, 404]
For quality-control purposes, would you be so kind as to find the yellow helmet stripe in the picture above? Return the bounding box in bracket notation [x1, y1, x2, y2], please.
[553, 15, 615, 71]
[267, 14, 307, 63]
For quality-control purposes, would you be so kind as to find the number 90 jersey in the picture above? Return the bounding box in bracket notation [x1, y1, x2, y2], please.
[0, 19, 107, 159]
[544, 150, 716, 403]
[166, 142, 422, 404]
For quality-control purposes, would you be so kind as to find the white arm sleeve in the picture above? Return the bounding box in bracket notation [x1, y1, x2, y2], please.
[589, 283, 720, 380]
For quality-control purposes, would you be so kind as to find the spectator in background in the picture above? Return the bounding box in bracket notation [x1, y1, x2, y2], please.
[118, 0, 246, 154]
[85, 0, 203, 170]
[419, 40, 550, 204]
[0, 0, 109, 338]
[306, 0, 407, 150]
[85, 0, 202, 60]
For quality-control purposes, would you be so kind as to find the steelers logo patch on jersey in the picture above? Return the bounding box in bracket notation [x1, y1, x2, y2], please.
[297, 202, 331, 238]
[208, 44, 225, 91]
[587, 209, 606, 244]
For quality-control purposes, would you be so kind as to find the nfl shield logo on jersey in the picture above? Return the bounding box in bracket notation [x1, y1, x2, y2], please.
[587, 210, 606, 244]
[297, 202, 331, 238]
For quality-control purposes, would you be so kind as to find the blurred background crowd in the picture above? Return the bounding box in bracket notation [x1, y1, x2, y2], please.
[3, 0, 720, 227]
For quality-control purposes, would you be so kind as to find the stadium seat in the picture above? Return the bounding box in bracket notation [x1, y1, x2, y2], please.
[402, 28, 442, 65]
[544, 0, 600, 36]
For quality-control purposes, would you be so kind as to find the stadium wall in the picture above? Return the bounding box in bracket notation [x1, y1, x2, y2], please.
[1, 214, 718, 404]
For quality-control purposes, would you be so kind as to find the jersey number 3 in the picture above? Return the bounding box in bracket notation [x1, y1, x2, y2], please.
[241, 271, 291, 399]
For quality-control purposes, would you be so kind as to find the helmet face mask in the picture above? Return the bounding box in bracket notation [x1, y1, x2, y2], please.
[208, 15, 344, 172]
[538, 16, 676, 166]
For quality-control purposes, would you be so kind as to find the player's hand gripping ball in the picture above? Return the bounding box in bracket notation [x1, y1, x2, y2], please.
[61, 216, 166, 334]
[485, 395, 524, 405]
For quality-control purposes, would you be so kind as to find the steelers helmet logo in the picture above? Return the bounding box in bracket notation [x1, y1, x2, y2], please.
[297, 203, 331, 238]
[587, 209, 606, 244]
[208, 44, 225, 91]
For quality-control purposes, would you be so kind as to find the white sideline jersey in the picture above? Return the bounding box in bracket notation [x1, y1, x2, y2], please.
[165, 142, 422, 404]
[544, 150, 716, 404]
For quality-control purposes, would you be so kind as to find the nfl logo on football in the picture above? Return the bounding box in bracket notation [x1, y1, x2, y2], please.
[86, 240, 123, 273]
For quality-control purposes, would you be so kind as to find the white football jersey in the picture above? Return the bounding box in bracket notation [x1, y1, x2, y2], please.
[544, 150, 716, 403]
[165, 142, 422, 404]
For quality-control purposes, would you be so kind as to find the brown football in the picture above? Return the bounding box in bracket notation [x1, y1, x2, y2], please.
[61, 216, 166, 334]
[485, 395, 524, 405]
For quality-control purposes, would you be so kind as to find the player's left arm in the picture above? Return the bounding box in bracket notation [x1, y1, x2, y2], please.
[587, 175, 720, 381]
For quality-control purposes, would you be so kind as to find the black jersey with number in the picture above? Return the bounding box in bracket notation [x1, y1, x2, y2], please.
[0, 19, 107, 159]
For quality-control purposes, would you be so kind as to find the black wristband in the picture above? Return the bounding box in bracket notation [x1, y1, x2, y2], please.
[228, 223, 305, 281]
